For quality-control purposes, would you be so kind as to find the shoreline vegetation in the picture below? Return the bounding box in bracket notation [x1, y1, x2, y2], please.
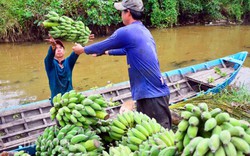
[1, 0, 250, 43]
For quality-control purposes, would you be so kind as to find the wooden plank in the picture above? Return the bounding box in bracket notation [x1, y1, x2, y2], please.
[0, 113, 51, 129]
[170, 88, 181, 94]
[105, 105, 121, 111]
[1, 132, 43, 151]
[187, 67, 233, 80]
[115, 90, 124, 103]
[186, 67, 231, 80]
[0, 101, 51, 117]
[185, 67, 234, 87]
[167, 79, 187, 87]
[210, 75, 231, 86]
[20, 112, 29, 136]
[39, 108, 47, 125]
[188, 69, 214, 80]
[0, 140, 3, 149]
[166, 74, 185, 98]
[168, 81, 192, 93]
[197, 67, 233, 81]
[0, 122, 55, 140]
[170, 91, 197, 104]
[0, 117, 10, 143]
[187, 69, 213, 79]
[112, 92, 132, 102]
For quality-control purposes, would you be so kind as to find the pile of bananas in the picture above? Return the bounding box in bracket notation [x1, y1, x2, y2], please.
[107, 111, 176, 155]
[14, 151, 30, 156]
[175, 103, 250, 156]
[50, 90, 109, 127]
[46, 106, 178, 155]
[42, 11, 91, 45]
[36, 125, 103, 156]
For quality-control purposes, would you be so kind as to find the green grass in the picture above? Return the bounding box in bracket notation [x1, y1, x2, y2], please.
[215, 86, 250, 105]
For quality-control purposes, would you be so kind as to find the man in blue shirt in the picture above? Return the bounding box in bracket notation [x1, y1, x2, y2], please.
[44, 35, 79, 105]
[73, 0, 171, 129]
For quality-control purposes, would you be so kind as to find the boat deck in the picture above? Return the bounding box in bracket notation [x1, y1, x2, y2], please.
[0, 101, 53, 151]
[185, 67, 234, 87]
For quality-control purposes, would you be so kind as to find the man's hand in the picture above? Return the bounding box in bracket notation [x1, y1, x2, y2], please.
[105, 51, 109, 55]
[89, 34, 95, 41]
[92, 54, 101, 57]
[72, 43, 84, 55]
[91, 52, 106, 57]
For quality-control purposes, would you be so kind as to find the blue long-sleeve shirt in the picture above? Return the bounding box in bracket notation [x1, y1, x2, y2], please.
[84, 21, 170, 100]
[44, 46, 79, 101]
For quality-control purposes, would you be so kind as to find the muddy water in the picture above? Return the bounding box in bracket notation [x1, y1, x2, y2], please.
[0, 25, 250, 108]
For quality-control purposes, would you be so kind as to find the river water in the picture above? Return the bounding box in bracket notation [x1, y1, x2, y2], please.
[0, 25, 250, 108]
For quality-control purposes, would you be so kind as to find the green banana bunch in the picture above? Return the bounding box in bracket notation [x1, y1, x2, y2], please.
[42, 11, 91, 45]
[50, 90, 110, 127]
[37, 124, 103, 155]
[109, 111, 135, 140]
[177, 103, 250, 156]
[105, 111, 176, 154]
[35, 126, 59, 156]
[134, 129, 175, 155]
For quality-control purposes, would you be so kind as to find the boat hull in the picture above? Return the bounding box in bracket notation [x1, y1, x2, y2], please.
[0, 51, 248, 154]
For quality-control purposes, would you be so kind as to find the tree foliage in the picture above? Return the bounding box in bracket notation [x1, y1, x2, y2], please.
[0, 0, 250, 41]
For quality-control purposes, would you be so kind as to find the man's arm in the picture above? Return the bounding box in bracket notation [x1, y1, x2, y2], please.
[107, 49, 126, 56]
[90, 49, 126, 57]
[73, 28, 129, 55]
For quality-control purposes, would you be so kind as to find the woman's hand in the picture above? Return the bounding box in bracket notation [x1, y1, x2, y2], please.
[44, 34, 56, 47]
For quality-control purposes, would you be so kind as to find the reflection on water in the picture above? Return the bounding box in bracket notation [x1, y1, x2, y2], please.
[0, 25, 250, 108]
[170, 59, 197, 68]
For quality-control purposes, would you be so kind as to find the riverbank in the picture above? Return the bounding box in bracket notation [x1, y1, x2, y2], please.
[231, 67, 250, 91]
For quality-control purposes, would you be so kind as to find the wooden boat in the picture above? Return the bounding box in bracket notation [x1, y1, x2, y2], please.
[0, 51, 248, 153]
